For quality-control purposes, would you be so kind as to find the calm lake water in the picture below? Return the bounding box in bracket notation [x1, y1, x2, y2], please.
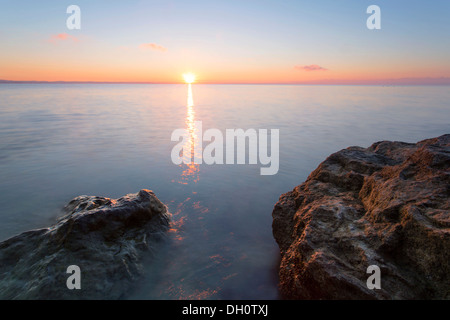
[0, 84, 449, 299]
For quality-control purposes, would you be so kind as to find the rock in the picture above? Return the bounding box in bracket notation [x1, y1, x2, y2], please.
[0, 189, 170, 299]
[272, 135, 450, 299]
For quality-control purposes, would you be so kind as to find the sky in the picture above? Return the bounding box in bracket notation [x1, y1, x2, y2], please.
[0, 0, 449, 84]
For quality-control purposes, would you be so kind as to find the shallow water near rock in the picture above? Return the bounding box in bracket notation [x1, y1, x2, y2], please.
[0, 84, 449, 299]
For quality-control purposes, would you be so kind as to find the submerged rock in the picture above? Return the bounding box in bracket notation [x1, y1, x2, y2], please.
[272, 135, 450, 299]
[0, 189, 170, 299]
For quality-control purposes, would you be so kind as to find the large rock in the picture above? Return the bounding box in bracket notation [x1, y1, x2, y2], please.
[0, 189, 170, 299]
[272, 135, 450, 299]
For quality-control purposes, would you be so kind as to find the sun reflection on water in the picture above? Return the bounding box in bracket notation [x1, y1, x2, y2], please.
[164, 82, 225, 300]
[179, 83, 200, 184]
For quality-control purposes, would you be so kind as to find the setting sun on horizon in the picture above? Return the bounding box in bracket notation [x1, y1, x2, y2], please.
[183, 73, 196, 84]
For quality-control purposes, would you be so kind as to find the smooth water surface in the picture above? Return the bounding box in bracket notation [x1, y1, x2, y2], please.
[0, 84, 449, 299]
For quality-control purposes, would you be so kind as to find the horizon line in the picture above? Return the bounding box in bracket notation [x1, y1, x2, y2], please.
[1, 78, 450, 86]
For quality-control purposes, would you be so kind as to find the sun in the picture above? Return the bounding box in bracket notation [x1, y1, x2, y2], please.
[183, 73, 196, 84]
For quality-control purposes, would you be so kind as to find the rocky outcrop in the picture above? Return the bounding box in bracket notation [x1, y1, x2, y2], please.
[0, 189, 170, 299]
[272, 135, 450, 299]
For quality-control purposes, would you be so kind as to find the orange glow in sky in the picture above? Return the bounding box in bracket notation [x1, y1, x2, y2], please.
[0, 1, 449, 85]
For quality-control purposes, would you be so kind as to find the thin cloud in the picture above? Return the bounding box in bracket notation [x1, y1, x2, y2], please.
[48, 33, 79, 43]
[139, 43, 167, 52]
[295, 64, 328, 71]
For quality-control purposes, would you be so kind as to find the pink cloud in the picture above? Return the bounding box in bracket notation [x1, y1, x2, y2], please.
[139, 43, 167, 52]
[295, 64, 328, 71]
[48, 33, 79, 43]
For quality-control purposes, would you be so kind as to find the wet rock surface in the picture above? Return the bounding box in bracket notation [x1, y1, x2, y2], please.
[0, 189, 170, 299]
[272, 135, 450, 299]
